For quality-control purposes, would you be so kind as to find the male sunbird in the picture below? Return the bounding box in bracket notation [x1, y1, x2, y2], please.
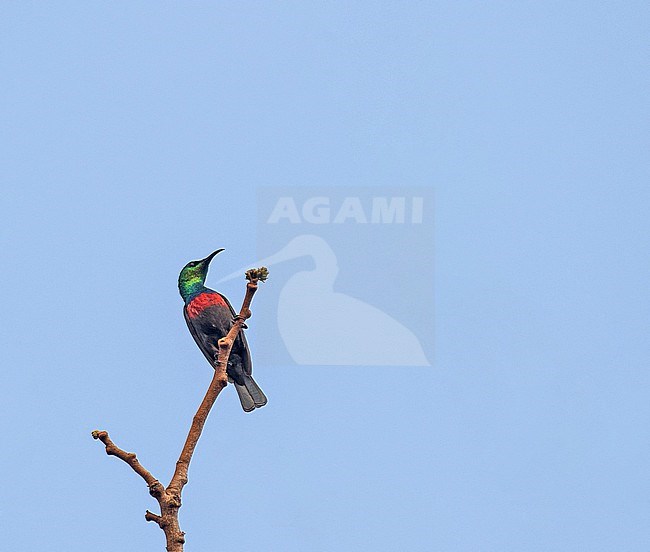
[178, 249, 267, 412]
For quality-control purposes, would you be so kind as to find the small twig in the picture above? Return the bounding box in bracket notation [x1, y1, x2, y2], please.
[145, 510, 163, 526]
[91, 430, 159, 488]
[92, 267, 268, 552]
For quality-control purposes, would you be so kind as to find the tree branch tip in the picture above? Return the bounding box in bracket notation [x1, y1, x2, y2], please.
[246, 266, 268, 282]
[91, 430, 106, 440]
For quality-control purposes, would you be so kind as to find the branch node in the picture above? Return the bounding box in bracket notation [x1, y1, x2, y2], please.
[166, 492, 182, 508]
[148, 481, 165, 498]
[145, 510, 163, 526]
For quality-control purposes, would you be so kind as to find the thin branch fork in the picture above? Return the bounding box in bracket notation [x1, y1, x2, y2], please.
[92, 267, 268, 552]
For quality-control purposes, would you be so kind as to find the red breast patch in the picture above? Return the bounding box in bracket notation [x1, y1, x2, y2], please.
[186, 293, 227, 318]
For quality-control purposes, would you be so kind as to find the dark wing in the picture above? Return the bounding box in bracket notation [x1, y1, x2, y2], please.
[183, 307, 219, 367]
[184, 299, 266, 412]
[216, 292, 254, 376]
[183, 298, 253, 376]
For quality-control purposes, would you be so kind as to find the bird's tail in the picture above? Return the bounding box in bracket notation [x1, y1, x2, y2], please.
[233, 374, 268, 412]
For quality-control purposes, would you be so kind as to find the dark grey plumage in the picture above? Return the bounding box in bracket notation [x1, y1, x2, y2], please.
[183, 292, 267, 412]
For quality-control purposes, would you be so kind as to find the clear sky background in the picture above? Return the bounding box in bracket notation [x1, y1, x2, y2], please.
[1, 3, 649, 551]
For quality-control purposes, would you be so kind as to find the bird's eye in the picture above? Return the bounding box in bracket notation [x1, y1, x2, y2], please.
[188, 261, 198, 267]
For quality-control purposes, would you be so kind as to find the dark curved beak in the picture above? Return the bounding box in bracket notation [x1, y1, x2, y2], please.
[202, 248, 224, 266]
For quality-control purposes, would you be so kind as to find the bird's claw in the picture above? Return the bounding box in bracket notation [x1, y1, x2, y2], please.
[232, 315, 248, 329]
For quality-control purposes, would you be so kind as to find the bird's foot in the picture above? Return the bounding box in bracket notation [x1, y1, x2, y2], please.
[232, 315, 248, 329]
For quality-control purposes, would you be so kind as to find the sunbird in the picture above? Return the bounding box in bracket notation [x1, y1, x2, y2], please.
[178, 249, 267, 412]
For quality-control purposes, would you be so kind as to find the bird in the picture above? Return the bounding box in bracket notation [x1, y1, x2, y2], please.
[178, 249, 267, 412]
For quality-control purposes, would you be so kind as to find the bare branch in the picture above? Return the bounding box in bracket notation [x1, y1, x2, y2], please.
[91, 267, 268, 552]
[91, 430, 159, 488]
[168, 269, 266, 494]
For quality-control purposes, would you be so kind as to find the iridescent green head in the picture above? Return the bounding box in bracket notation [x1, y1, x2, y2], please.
[178, 249, 224, 302]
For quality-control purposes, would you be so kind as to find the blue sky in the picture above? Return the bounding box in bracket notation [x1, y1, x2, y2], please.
[1, 3, 649, 551]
